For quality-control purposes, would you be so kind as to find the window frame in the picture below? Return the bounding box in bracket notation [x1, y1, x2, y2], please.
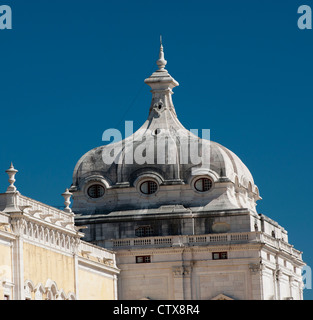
[87, 184, 105, 199]
[135, 225, 154, 237]
[194, 177, 213, 192]
[212, 252, 228, 260]
[136, 255, 151, 263]
[139, 180, 158, 195]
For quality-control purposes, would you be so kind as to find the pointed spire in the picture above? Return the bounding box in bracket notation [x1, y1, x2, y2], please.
[5, 162, 18, 192]
[156, 35, 167, 71]
[144, 37, 179, 117]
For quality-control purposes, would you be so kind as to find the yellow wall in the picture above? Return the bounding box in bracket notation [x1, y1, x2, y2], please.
[23, 243, 75, 295]
[78, 267, 114, 300]
[0, 243, 12, 299]
[0, 241, 116, 300]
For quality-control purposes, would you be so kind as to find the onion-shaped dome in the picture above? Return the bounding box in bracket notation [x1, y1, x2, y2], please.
[70, 41, 260, 214]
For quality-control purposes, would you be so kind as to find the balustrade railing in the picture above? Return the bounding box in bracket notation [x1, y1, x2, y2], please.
[111, 231, 302, 259]
[19, 195, 73, 224]
[113, 232, 256, 248]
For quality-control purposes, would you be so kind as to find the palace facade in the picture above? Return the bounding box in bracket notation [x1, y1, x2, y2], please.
[0, 42, 305, 300]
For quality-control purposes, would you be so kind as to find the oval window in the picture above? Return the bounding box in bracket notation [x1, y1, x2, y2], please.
[140, 181, 158, 195]
[194, 178, 213, 192]
[87, 184, 105, 198]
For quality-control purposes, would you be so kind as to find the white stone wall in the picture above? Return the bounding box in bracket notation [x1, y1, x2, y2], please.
[116, 241, 303, 300]
[117, 245, 259, 300]
[260, 251, 303, 300]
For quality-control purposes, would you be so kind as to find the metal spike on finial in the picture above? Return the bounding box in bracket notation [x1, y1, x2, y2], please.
[156, 35, 167, 71]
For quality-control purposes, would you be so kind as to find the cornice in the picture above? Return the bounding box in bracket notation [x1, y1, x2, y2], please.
[74, 208, 251, 224]
[77, 255, 120, 275]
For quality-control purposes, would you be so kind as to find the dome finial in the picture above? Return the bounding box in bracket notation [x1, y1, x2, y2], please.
[156, 35, 167, 71]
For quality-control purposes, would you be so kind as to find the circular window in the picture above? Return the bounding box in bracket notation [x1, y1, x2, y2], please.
[140, 181, 158, 195]
[87, 184, 105, 198]
[194, 178, 213, 192]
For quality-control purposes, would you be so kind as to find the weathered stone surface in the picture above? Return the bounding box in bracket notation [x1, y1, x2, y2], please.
[72, 42, 304, 300]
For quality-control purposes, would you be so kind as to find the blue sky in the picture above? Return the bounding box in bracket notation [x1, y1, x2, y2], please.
[1, 0, 313, 299]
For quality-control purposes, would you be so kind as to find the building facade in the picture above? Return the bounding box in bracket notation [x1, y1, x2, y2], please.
[0, 164, 119, 300]
[70, 42, 305, 300]
[0, 43, 305, 300]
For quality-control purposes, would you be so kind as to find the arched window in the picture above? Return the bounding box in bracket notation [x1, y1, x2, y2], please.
[34, 284, 44, 300]
[24, 280, 34, 300]
[67, 292, 76, 300]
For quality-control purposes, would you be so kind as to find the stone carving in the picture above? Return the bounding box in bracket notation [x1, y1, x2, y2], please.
[152, 99, 164, 117]
[249, 262, 264, 274]
[172, 265, 191, 277]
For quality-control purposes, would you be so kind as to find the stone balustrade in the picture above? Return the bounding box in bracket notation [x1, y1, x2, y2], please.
[19, 195, 73, 225]
[111, 231, 302, 260]
[80, 240, 115, 261]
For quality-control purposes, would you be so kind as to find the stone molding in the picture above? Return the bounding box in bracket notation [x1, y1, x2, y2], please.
[115, 243, 263, 256]
[11, 214, 81, 255]
[24, 279, 76, 300]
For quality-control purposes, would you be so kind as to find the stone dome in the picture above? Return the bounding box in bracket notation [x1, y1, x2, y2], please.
[72, 130, 257, 193]
[70, 42, 261, 214]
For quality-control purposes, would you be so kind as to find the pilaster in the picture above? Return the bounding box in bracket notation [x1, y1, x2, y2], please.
[249, 262, 264, 300]
[172, 264, 192, 300]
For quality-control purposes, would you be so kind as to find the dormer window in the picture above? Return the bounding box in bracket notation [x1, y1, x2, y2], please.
[87, 184, 105, 198]
[194, 177, 213, 192]
[140, 180, 158, 195]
